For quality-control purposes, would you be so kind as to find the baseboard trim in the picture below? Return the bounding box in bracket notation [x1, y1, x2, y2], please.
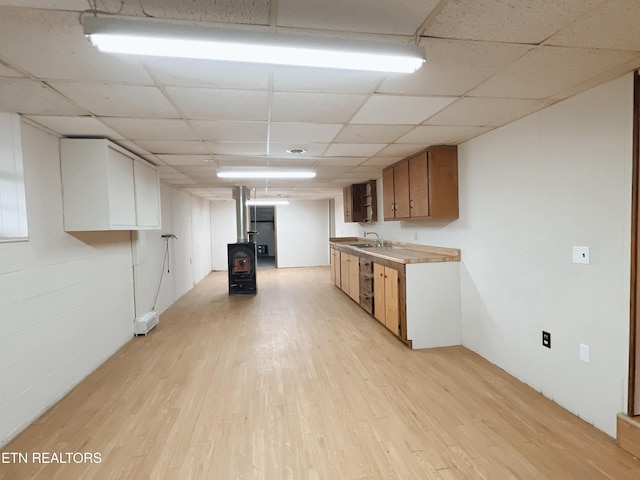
[617, 413, 640, 458]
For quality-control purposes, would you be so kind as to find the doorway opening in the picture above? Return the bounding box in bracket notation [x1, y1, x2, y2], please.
[250, 205, 277, 270]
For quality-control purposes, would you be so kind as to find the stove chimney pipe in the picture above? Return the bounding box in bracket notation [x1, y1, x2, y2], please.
[232, 186, 250, 243]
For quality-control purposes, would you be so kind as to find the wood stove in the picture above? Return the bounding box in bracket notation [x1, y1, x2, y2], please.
[228, 186, 257, 295]
[227, 242, 257, 295]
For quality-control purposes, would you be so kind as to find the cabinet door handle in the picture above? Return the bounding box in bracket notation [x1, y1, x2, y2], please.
[410, 199, 414, 209]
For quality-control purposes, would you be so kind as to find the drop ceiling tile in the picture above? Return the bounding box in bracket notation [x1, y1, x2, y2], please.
[315, 167, 355, 178]
[215, 157, 268, 167]
[314, 157, 370, 167]
[277, 0, 439, 35]
[0, 9, 152, 83]
[350, 95, 456, 124]
[0, 1, 88, 8]
[324, 143, 385, 157]
[549, 59, 640, 100]
[100, 118, 196, 141]
[161, 177, 198, 185]
[425, 97, 548, 127]
[0, 60, 23, 77]
[545, 0, 640, 51]
[374, 144, 425, 158]
[360, 157, 403, 167]
[267, 157, 317, 166]
[49, 83, 179, 118]
[269, 143, 328, 157]
[333, 173, 376, 181]
[273, 67, 383, 94]
[117, 141, 151, 157]
[397, 125, 494, 144]
[469, 46, 639, 99]
[270, 122, 342, 143]
[114, 0, 271, 24]
[271, 92, 366, 123]
[156, 166, 181, 174]
[140, 154, 164, 166]
[167, 87, 269, 121]
[24, 115, 122, 138]
[191, 121, 267, 142]
[143, 58, 271, 90]
[424, 0, 606, 44]
[379, 39, 533, 96]
[207, 142, 267, 156]
[173, 165, 218, 176]
[136, 141, 208, 155]
[0, 78, 85, 115]
[158, 154, 214, 166]
[348, 166, 384, 175]
[334, 124, 412, 143]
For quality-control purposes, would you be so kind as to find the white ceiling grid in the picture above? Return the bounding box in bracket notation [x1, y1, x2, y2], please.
[0, 0, 638, 201]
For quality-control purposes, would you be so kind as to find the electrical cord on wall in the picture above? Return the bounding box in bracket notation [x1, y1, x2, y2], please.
[152, 234, 177, 311]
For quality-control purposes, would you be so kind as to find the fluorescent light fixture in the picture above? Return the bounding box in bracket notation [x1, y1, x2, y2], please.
[217, 167, 316, 179]
[246, 199, 290, 206]
[83, 17, 425, 73]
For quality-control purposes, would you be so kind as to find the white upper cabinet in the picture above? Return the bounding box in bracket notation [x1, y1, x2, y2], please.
[60, 138, 161, 231]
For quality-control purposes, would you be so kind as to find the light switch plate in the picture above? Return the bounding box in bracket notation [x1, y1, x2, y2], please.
[573, 246, 590, 264]
[579, 343, 590, 363]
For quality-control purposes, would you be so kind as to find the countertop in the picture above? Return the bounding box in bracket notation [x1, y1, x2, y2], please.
[329, 237, 460, 264]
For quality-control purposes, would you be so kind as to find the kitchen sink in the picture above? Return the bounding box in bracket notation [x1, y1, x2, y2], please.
[347, 242, 375, 248]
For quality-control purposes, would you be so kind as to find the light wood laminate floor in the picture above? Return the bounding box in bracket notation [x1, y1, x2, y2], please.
[1, 267, 639, 479]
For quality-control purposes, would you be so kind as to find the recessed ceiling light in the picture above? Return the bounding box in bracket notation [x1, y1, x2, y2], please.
[286, 148, 306, 155]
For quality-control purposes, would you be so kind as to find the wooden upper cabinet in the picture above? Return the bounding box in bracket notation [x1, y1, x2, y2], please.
[428, 146, 459, 218]
[393, 159, 410, 219]
[382, 167, 395, 220]
[409, 152, 429, 217]
[343, 185, 353, 222]
[344, 182, 375, 223]
[383, 145, 458, 221]
[383, 159, 410, 220]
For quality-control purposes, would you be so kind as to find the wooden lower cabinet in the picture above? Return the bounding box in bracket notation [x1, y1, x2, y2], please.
[330, 242, 461, 349]
[330, 247, 341, 287]
[340, 253, 360, 302]
[373, 263, 401, 336]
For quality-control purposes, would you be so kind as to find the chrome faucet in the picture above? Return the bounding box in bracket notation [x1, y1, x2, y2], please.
[364, 231, 383, 247]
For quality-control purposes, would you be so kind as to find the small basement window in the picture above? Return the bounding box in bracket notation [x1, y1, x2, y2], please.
[0, 112, 28, 242]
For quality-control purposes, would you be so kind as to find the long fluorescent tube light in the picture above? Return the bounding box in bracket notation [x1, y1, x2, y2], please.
[84, 17, 425, 73]
[246, 199, 290, 206]
[217, 168, 316, 179]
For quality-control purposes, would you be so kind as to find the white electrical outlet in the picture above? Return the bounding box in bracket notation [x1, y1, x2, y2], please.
[572, 246, 590, 264]
[579, 343, 590, 363]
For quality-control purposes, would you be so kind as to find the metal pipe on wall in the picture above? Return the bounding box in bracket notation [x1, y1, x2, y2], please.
[232, 185, 250, 243]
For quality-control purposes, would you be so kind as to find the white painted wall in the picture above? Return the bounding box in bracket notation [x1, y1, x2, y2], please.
[210, 201, 236, 271]
[276, 200, 330, 268]
[0, 121, 214, 447]
[132, 186, 212, 317]
[332, 193, 361, 238]
[341, 74, 634, 437]
[211, 199, 330, 269]
[191, 196, 213, 285]
[0, 124, 134, 446]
